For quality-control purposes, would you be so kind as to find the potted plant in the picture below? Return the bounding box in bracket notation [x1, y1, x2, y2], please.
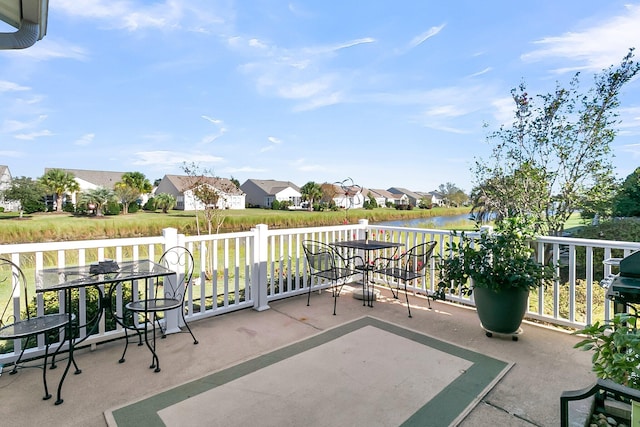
[436, 216, 555, 337]
[561, 313, 640, 426]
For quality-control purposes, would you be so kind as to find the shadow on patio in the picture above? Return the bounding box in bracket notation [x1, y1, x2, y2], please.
[0, 286, 595, 426]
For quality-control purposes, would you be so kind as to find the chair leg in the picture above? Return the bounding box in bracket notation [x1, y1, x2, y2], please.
[180, 310, 199, 344]
[144, 313, 160, 372]
[119, 326, 130, 363]
[404, 283, 412, 318]
[41, 336, 52, 400]
[307, 285, 312, 306]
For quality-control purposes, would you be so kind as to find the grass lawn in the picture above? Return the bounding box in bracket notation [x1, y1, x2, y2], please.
[0, 206, 471, 244]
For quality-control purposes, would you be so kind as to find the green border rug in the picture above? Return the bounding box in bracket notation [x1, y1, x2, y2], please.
[106, 316, 512, 427]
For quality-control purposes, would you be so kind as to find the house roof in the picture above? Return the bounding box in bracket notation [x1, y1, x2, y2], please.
[163, 174, 244, 195]
[387, 187, 422, 199]
[241, 179, 301, 195]
[44, 168, 126, 190]
[367, 188, 395, 199]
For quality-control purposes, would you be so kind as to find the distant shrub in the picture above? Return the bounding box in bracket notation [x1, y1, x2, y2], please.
[128, 203, 140, 213]
[105, 201, 122, 215]
[63, 202, 75, 213]
[143, 198, 156, 211]
[23, 199, 46, 214]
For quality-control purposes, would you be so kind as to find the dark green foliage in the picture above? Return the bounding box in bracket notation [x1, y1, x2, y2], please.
[613, 167, 640, 217]
[128, 203, 140, 213]
[62, 202, 75, 213]
[437, 216, 556, 297]
[22, 199, 46, 214]
[4, 176, 46, 214]
[143, 197, 157, 211]
[574, 313, 640, 390]
[105, 201, 122, 215]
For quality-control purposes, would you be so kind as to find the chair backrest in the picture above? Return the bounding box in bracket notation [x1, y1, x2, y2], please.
[404, 241, 437, 274]
[0, 258, 31, 328]
[158, 246, 195, 301]
[302, 240, 337, 274]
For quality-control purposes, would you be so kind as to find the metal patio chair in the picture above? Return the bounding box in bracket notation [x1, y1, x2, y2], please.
[373, 241, 437, 317]
[302, 240, 363, 315]
[119, 246, 198, 372]
[0, 258, 71, 400]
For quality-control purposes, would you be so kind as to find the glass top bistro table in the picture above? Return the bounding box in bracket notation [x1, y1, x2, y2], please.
[36, 259, 175, 405]
[330, 238, 403, 307]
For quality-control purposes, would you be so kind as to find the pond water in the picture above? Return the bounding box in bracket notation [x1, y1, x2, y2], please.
[373, 213, 475, 228]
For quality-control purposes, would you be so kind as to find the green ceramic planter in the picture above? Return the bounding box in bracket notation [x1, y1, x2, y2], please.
[473, 287, 529, 334]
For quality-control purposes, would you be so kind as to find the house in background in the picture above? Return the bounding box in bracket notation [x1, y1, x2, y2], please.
[156, 175, 245, 210]
[240, 179, 302, 209]
[0, 165, 19, 211]
[367, 188, 395, 207]
[45, 168, 129, 207]
[387, 187, 422, 207]
[416, 191, 444, 207]
[322, 183, 365, 209]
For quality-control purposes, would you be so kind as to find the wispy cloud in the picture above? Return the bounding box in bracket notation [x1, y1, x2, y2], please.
[403, 24, 446, 52]
[11, 39, 90, 62]
[234, 35, 374, 111]
[15, 130, 53, 140]
[200, 115, 227, 144]
[2, 115, 48, 133]
[260, 136, 283, 152]
[74, 133, 95, 146]
[467, 67, 492, 78]
[521, 4, 640, 72]
[0, 81, 30, 92]
[132, 150, 224, 167]
[55, 0, 226, 32]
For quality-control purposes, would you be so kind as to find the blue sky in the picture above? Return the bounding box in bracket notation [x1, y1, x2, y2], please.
[1, 1, 639, 193]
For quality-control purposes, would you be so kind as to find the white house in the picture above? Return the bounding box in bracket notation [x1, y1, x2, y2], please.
[0, 165, 20, 212]
[240, 179, 302, 208]
[326, 183, 365, 209]
[156, 175, 245, 210]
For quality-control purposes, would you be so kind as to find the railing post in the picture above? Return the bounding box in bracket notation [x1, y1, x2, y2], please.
[252, 224, 270, 311]
[162, 228, 182, 334]
[358, 219, 369, 240]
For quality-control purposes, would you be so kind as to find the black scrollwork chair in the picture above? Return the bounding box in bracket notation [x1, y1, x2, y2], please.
[120, 246, 198, 372]
[373, 241, 437, 318]
[302, 240, 363, 315]
[0, 258, 70, 400]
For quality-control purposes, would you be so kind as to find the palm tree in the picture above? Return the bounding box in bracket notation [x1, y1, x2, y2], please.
[119, 172, 153, 194]
[154, 193, 176, 213]
[39, 169, 80, 212]
[114, 172, 153, 214]
[301, 181, 322, 211]
[80, 187, 117, 216]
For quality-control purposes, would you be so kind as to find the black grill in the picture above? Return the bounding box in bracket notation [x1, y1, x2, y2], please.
[601, 252, 640, 310]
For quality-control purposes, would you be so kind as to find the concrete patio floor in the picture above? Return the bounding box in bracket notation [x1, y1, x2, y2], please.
[0, 285, 596, 426]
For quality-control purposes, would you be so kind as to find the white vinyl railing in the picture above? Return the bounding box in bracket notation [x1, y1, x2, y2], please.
[0, 220, 638, 364]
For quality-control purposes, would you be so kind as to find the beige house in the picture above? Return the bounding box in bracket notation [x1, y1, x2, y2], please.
[156, 175, 245, 211]
[240, 179, 302, 208]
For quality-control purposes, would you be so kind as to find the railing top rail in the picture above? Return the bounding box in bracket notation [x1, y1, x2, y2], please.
[535, 235, 640, 250]
[0, 236, 164, 255]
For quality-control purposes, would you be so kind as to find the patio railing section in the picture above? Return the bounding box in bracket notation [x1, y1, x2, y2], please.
[1, 220, 639, 364]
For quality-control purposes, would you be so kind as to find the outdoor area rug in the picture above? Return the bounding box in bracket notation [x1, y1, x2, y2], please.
[105, 316, 512, 427]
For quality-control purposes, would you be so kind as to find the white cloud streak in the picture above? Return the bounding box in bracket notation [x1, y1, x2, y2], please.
[521, 4, 640, 72]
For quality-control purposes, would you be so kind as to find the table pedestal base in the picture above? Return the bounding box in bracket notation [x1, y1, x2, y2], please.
[352, 287, 380, 301]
